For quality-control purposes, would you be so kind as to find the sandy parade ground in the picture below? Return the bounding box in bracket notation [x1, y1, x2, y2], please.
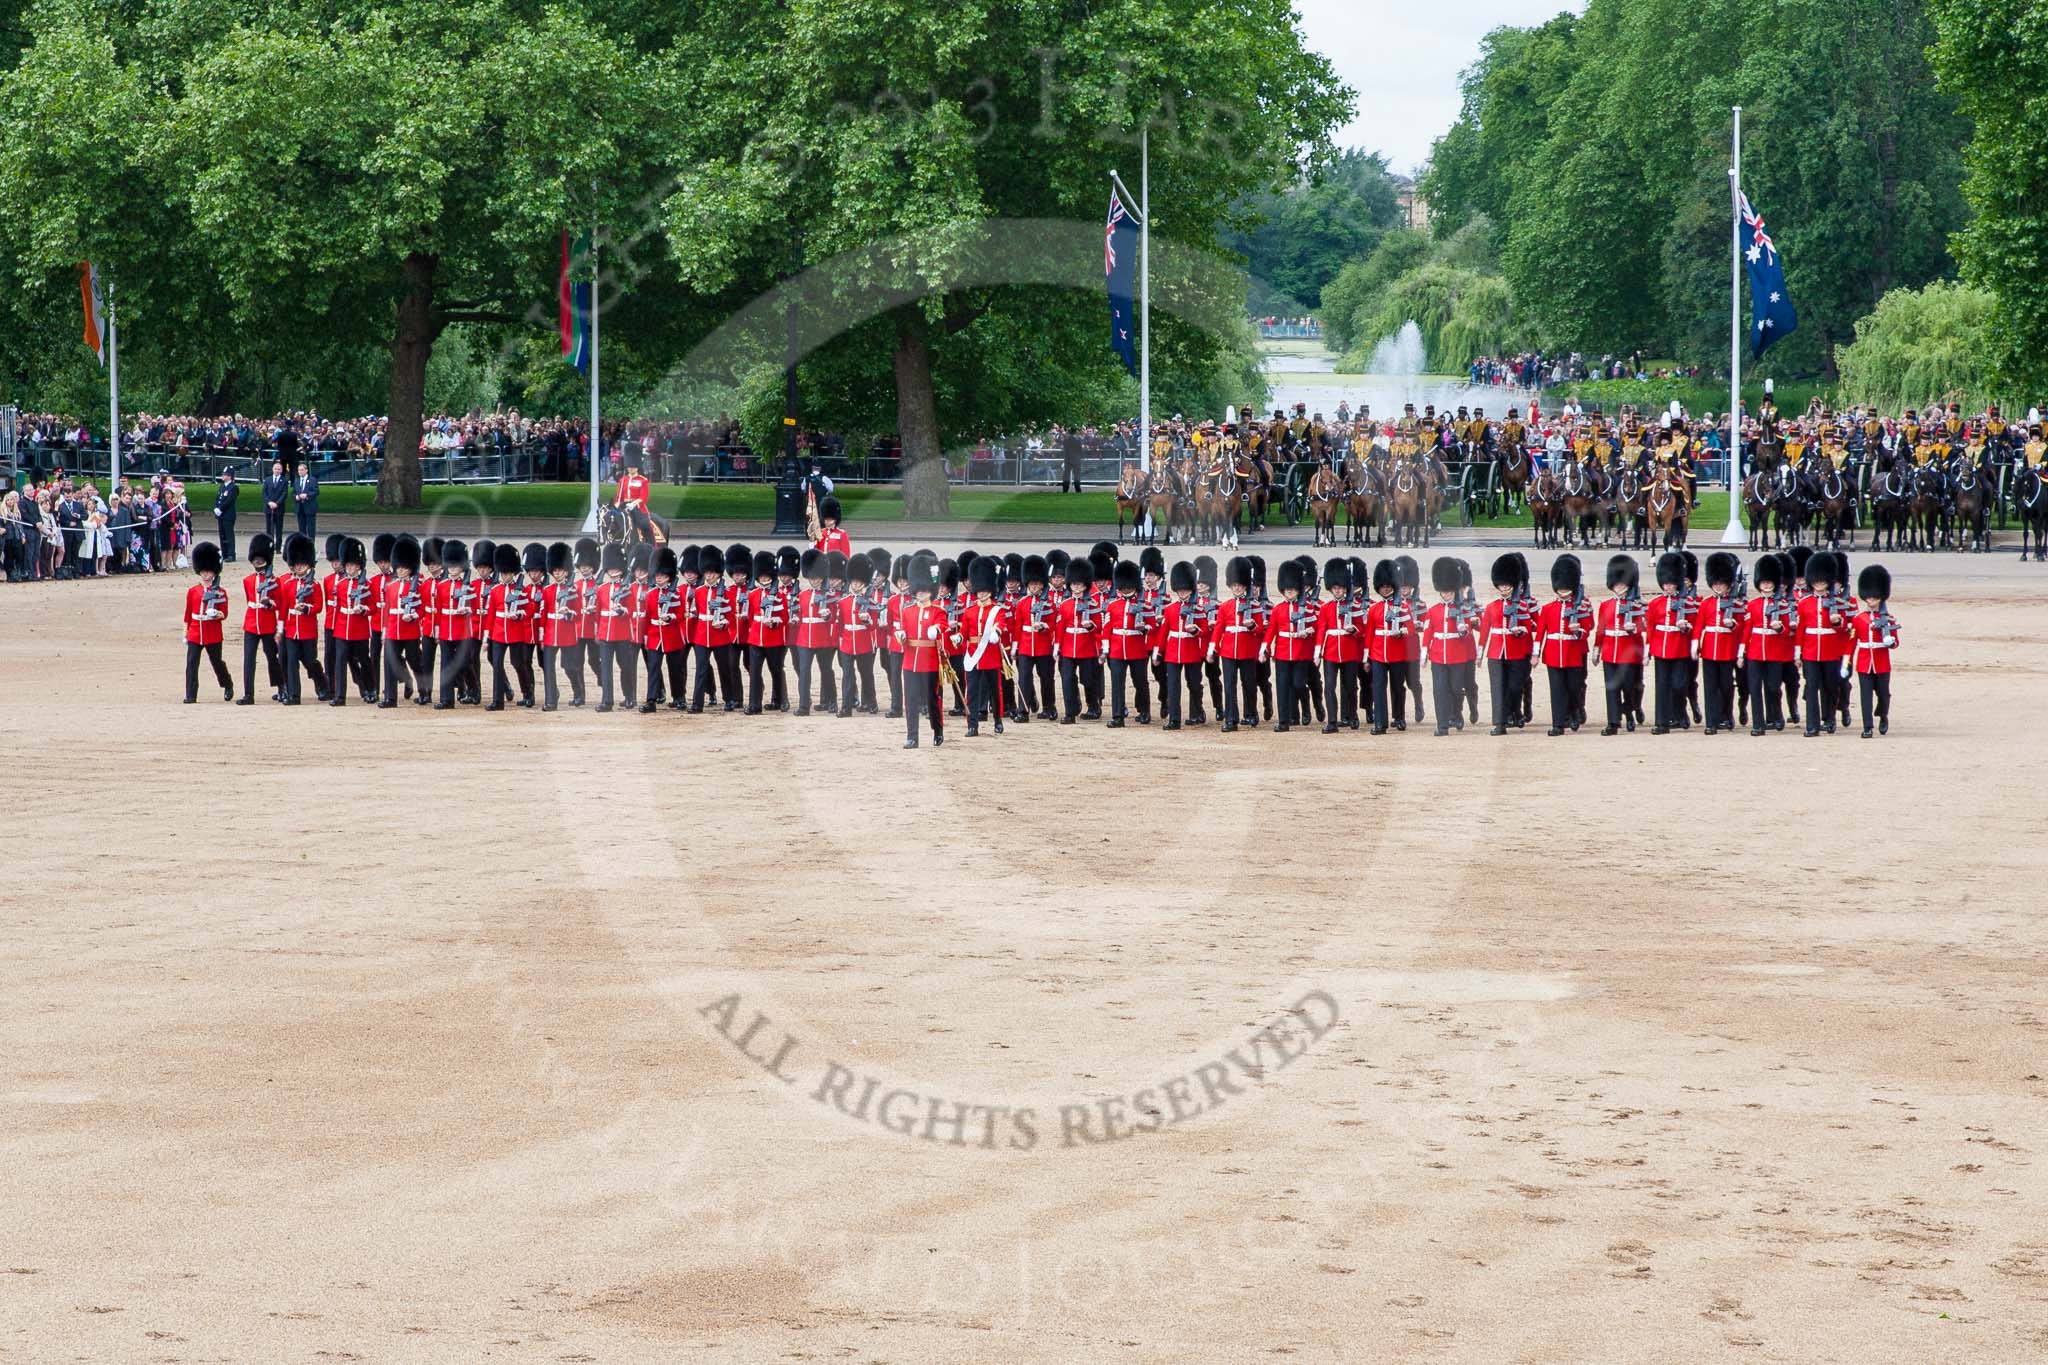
[3, 524, 2044, 1363]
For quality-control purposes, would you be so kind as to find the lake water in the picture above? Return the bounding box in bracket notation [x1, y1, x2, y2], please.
[1258, 340, 1535, 425]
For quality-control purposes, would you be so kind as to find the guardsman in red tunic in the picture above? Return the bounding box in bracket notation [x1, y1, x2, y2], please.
[1211, 555, 1263, 732]
[791, 547, 836, 716]
[1397, 556, 1431, 725]
[591, 544, 637, 712]
[183, 541, 234, 703]
[1261, 560, 1315, 733]
[881, 553, 910, 719]
[615, 460, 653, 539]
[813, 494, 851, 558]
[1795, 549, 1852, 736]
[960, 555, 1011, 736]
[1850, 562, 1899, 738]
[237, 533, 283, 705]
[1054, 556, 1103, 724]
[1102, 559, 1154, 728]
[687, 547, 733, 711]
[514, 542, 548, 706]
[753, 547, 799, 713]
[1595, 554, 1646, 734]
[483, 543, 534, 711]
[1312, 557, 1362, 733]
[1477, 553, 1535, 735]
[320, 532, 346, 699]
[1742, 552, 1797, 735]
[1420, 557, 1478, 736]
[714, 543, 750, 711]
[1010, 554, 1057, 721]
[534, 541, 585, 711]
[378, 535, 429, 707]
[416, 538, 444, 700]
[330, 537, 376, 707]
[640, 546, 689, 713]
[893, 554, 956, 748]
[1691, 552, 1744, 735]
[569, 539, 600, 705]
[279, 532, 326, 704]
[1152, 560, 1210, 731]
[1534, 554, 1593, 735]
[1363, 559, 1412, 734]
[837, 550, 885, 716]
[1643, 551, 1695, 734]
[462, 539, 494, 704]
[367, 531, 394, 702]
[431, 540, 478, 709]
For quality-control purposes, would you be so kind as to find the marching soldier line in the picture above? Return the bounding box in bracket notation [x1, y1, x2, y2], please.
[181, 512, 1905, 745]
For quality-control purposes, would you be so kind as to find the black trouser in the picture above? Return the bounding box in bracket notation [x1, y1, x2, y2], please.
[600, 639, 638, 707]
[321, 629, 337, 695]
[295, 506, 315, 538]
[1488, 657, 1531, 728]
[792, 646, 831, 713]
[1059, 655, 1088, 720]
[242, 633, 281, 699]
[1431, 660, 1460, 729]
[1203, 656, 1222, 718]
[1701, 658, 1736, 729]
[420, 635, 438, 696]
[218, 514, 236, 562]
[458, 633, 482, 701]
[1405, 655, 1427, 720]
[332, 638, 371, 703]
[1322, 659, 1360, 727]
[1221, 657, 1259, 726]
[184, 641, 232, 700]
[281, 636, 325, 703]
[644, 647, 685, 706]
[264, 508, 284, 548]
[883, 651, 903, 714]
[1746, 659, 1788, 730]
[364, 630, 383, 698]
[690, 644, 721, 709]
[1108, 656, 1150, 721]
[904, 669, 943, 741]
[1545, 664, 1585, 730]
[539, 644, 577, 707]
[1801, 659, 1837, 732]
[717, 643, 743, 706]
[967, 668, 1002, 727]
[1018, 653, 1054, 715]
[437, 637, 476, 706]
[1653, 657, 1687, 729]
[1602, 661, 1642, 729]
[488, 641, 516, 705]
[382, 636, 426, 704]
[1369, 659, 1408, 728]
[1782, 660, 1799, 724]
[1269, 658, 1308, 726]
[1062, 459, 1082, 492]
[1162, 661, 1201, 724]
[838, 651, 877, 713]
[1858, 673, 1890, 730]
[747, 644, 789, 711]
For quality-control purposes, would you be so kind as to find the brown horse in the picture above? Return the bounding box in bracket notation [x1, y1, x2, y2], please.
[1814, 464, 1854, 549]
[1344, 460, 1383, 547]
[1645, 465, 1687, 550]
[1388, 458, 1428, 547]
[1307, 463, 1343, 546]
[1497, 441, 1531, 514]
[1951, 460, 1990, 553]
[1113, 464, 1145, 543]
[1142, 463, 1177, 544]
[1528, 469, 1563, 547]
[1558, 458, 1596, 547]
[1236, 454, 1269, 537]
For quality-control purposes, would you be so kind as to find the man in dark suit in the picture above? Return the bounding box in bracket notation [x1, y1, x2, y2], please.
[292, 460, 318, 539]
[262, 459, 288, 546]
[214, 468, 239, 562]
[1060, 427, 1084, 493]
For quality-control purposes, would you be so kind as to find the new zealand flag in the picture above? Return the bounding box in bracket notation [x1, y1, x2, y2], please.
[1105, 191, 1138, 376]
[1738, 192, 1796, 358]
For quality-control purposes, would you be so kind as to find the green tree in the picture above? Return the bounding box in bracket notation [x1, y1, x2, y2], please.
[1833, 280, 2009, 414]
[663, 0, 1350, 516]
[1224, 148, 1401, 311]
[1318, 228, 1427, 352]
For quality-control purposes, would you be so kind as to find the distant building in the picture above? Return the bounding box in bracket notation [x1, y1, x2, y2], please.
[1389, 173, 1430, 232]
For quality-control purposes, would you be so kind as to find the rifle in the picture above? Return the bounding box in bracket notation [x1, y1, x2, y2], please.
[396, 578, 422, 624]
[199, 583, 228, 621]
[1764, 584, 1796, 634]
[292, 573, 318, 616]
[1619, 584, 1646, 633]
[1719, 569, 1749, 631]
[1564, 584, 1593, 635]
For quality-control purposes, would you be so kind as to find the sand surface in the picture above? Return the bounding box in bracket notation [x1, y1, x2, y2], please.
[3, 543, 2043, 1363]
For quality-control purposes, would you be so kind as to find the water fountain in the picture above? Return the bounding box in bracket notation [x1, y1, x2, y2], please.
[1365, 321, 1426, 378]
[1259, 317, 1532, 422]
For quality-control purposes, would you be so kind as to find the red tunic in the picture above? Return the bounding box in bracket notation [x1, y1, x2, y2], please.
[1055, 595, 1102, 659]
[1595, 597, 1646, 665]
[1213, 597, 1264, 661]
[333, 575, 375, 642]
[615, 473, 650, 510]
[1263, 599, 1317, 663]
[1480, 598, 1535, 661]
[1011, 592, 1057, 658]
[367, 571, 388, 635]
[1849, 610, 1898, 675]
[1364, 598, 1412, 664]
[1795, 595, 1851, 663]
[282, 574, 325, 642]
[792, 587, 836, 650]
[642, 583, 689, 652]
[814, 526, 851, 557]
[381, 577, 428, 642]
[435, 576, 479, 643]
[1742, 596, 1796, 664]
[1534, 598, 1591, 669]
[1102, 596, 1154, 661]
[1419, 602, 1477, 666]
[241, 571, 281, 636]
[745, 586, 789, 648]
[537, 582, 582, 649]
[594, 581, 640, 644]
[1690, 597, 1743, 663]
[184, 581, 228, 645]
[1643, 593, 1694, 661]
[689, 583, 736, 647]
[573, 574, 599, 642]
[1156, 600, 1211, 664]
[959, 599, 1012, 672]
[897, 602, 957, 673]
[321, 571, 344, 634]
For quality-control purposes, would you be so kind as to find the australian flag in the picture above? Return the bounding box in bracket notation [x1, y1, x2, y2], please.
[1738, 191, 1796, 358]
[1105, 191, 1138, 375]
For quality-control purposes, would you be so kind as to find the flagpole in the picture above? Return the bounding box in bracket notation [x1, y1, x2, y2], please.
[582, 202, 601, 535]
[1722, 107, 1745, 546]
[1140, 127, 1150, 478]
[107, 276, 120, 493]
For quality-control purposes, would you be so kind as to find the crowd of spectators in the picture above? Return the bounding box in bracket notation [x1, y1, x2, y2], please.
[1, 467, 192, 583]
[1258, 316, 1321, 339]
[1466, 352, 1710, 389]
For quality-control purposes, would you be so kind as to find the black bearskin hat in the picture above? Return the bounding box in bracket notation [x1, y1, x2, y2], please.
[492, 543, 520, 576]
[1655, 551, 1684, 589]
[1753, 553, 1782, 591]
[801, 548, 825, 579]
[1089, 550, 1115, 584]
[1249, 555, 1268, 589]
[848, 553, 873, 586]
[1092, 540, 1119, 564]
[1277, 559, 1304, 595]
[1170, 561, 1196, 592]
[1324, 557, 1352, 593]
[1004, 552, 1024, 584]
[471, 539, 495, 573]
[1196, 555, 1218, 592]
[192, 541, 222, 576]
[868, 547, 892, 580]
[1786, 543, 1814, 583]
[629, 544, 653, 576]
[654, 547, 679, 579]
[1606, 554, 1638, 591]
[751, 549, 776, 582]
[574, 537, 598, 571]
[909, 553, 940, 595]
[1490, 553, 1520, 591]
[890, 554, 910, 584]
[1807, 550, 1837, 588]
[343, 537, 367, 569]
[1395, 555, 1419, 591]
[324, 532, 345, 564]
[1225, 556, 1251, 590]
[248, 533, 275, 567]
[442, 539, 469, 571]
[1432, 557, 1462, 594]
[940, 558, 960, 594]
[970, 555, 999, 596]
[371, 532, 395, 564]
[1139, 545, 1165, 576]
[725, 543, 751, 577]
[1372, 559, 1398, 595]
[777, 545, 802, 578]
[1066, 555, 1093, 589]
[818, 494, 841, 523]
[1705, 551, 1739, 589]
[1046, 548, 1070, 577]
[599, 543, 625, 575]
[826, 551, 849, 581]
[522, 542, 548, 574]
[1113, 559, 1142, 593]
[1552, 553, 1582, 594]
[1858, 563, 1890, 599]
[1023, 553, 1048, 586]
[1681, 549, 1699, 585]
[395, 537, 424, 574]
[421, 537, 443, 568]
